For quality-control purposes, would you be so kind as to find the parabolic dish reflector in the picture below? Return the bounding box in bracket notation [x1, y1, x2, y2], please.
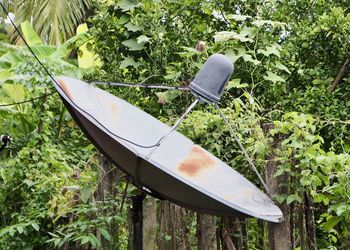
[53, 76, 283, 223]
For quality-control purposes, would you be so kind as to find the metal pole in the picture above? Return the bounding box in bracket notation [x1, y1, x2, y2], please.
[146, 98, 199, 158]
[214, 103, 271, 196]
[131, 193, 145, 250]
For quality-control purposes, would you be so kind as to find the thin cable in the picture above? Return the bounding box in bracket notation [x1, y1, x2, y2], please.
[214, 103, 271, 196]
[90, 81, 189, 91]
[0, 92, 55, 107]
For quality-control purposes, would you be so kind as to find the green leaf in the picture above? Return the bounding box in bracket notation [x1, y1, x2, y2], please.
[98, 228, 111, 241]
[264, 71, 285, 83]
[0, 70, 12, 80]
[165, 235, 171, 241]
[2, 84, 26, 103]
[258, 44, 281, 57]
[286, 194, 302, 204]
[156, 90, 180, 104]
[322, 216, 341, 231]
[275, 61, 291, 74]
[120, 56, 141, 68]
[229, 14, 252, 21]
[76, 23, 101, 68]
[118, 0, 140, 12]
[23, 179, 35, 187]
[122, 39, 145, 51]
[21, 21, 42, 46]
[252, 20, 285, 27]
[81, 187, 93, 203]
[16, 225, 24, 234]
[226, 78, 248, 90]
[125, 22, 143, 32]
[81, 236, 90, 245]
[336, 205, 350, 216]
[0, 52, 22, 70]
[51, 32, 90, 59]
[31, 223, 39, 231]
[137, 35, 150, 44]
[214, 31, 254, 43]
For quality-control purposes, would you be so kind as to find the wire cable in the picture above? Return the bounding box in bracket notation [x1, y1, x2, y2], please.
[90, 81, 189, 91]
[0, 92, 55, 107]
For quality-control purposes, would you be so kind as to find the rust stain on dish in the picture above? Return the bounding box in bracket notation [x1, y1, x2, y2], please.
[57, 79, 74, 100]
[178, 145, 216, 177]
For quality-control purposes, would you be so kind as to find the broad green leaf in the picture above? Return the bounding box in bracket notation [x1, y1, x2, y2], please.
[322, 216, 341, 231]
[214, 31, 254, 43]
[81, 236, 90, 245]
[76, 23, 101, 68]
[21, 21, 42, 46]
[137, 35, 150, 44]
[286, 194, 302, 204]
[122, 39, 145, 51]
[120, 56, 141, 68]
[0, 70, 12, 80]
[264, 71, 285, 83]
[51, 32, 90, 59]
[118, 0, 140, 11]
[2, 84, 26, 102]
[225, 48, 246, 63]
[258, 44, 281, 57]
[125, 22, 143, 32]
[229, 14, 251, 21]
[156, 90, 180, 104]
[226, 78, 248, 90]
[336, 205, 350, 216]
[31, 223, 39, 231]
[98, 228, 111, 241]
[23, 179, 35, 187]
[16, 225, 24, 234]
[275, 61, 291, 74]
[252, 20, 285, 27]
[81, 187, 93, 203]
[0, 52, 22, 70]
[27, 45, 56, 59]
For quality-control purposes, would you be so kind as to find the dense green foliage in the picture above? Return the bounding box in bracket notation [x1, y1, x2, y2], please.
[0, 0, 350, 249]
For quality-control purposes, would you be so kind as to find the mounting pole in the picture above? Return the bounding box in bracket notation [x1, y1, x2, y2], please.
[131, 193, 146, 250]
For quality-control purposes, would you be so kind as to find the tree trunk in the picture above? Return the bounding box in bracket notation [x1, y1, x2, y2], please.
[304, 192, 317, 250]
[240, 219, 248, 250]
[143, 197, 157, 250]
[257, 220, 265, 250]
[298, 202, 306, 250]
[96, 154, 119, 248]
[264, 123, 291, 250]
[222, 217, 241, 250]
[158, 200, 190, 250]
[197, 213, 216, 250]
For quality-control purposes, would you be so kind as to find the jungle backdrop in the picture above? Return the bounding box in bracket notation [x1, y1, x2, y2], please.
[0, 0, 350, 249]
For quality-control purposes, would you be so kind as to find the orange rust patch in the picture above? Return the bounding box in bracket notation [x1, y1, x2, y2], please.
[178, 145, 216, 177]
[57, 79, 74, 100]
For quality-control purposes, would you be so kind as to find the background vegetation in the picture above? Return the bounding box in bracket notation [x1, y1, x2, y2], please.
[0, 0, 350, 249]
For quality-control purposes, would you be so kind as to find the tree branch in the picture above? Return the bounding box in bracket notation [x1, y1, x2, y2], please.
[329, 55, 350, 92]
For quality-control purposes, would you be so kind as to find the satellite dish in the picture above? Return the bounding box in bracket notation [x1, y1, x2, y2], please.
[53, 55, 283, 223]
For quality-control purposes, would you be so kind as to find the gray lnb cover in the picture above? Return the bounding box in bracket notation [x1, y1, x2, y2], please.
[190, 54, 233, 103]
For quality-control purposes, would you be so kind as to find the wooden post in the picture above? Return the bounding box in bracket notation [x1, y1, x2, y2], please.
[264, 123, 291, 250]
